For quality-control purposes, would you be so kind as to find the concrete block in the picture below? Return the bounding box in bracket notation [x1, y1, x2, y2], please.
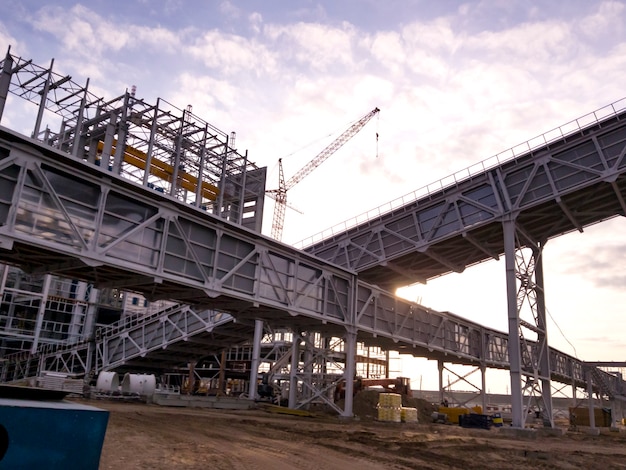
[497, 427, 537, 439]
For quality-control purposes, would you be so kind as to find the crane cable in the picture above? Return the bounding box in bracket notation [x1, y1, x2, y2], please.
[376, 111, 380, 158]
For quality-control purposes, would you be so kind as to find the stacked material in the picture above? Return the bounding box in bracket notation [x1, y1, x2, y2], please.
[401, 407, 418, 423]
[377, 393, 402, 422]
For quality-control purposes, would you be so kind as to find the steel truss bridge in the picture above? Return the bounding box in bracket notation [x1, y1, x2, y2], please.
[0, 50, 625, 427]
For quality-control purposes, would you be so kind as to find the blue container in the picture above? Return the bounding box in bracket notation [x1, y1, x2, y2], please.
[0, 393, 109, 469]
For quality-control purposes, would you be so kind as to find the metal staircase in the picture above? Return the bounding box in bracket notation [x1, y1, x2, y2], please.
[1, 304, 249, 382]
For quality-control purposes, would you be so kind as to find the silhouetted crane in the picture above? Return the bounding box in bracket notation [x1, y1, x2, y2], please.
[268, 107, 380, 241]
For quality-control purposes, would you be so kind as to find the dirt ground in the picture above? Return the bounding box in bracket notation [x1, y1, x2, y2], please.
[90, 392, 626, 470]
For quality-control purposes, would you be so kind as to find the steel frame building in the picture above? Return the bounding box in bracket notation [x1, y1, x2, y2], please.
[0, 49, 625, 429]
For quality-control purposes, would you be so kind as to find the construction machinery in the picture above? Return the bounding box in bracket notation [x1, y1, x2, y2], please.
[334, 376, 411, 401]
[268, 107, 380, 241]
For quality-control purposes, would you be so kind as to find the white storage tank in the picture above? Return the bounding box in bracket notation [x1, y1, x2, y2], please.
[121, 373, 156, 396]
[95, 371, 119, 393]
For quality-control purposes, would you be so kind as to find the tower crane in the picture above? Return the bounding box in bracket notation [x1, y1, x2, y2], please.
[268, 107, 380, 241]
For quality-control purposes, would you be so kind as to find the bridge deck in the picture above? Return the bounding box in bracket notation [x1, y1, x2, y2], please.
[303, 103, 626, 288]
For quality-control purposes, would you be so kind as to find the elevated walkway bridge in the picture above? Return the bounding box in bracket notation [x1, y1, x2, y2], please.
[302, 101, 626, 287]
[0, 51, 624, 425]
[0, 123, 619, 417]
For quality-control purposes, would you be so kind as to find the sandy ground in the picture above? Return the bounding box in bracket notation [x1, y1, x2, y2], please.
[92, 395, 626, 470]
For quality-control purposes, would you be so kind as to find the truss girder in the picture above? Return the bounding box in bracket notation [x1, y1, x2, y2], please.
[39, 342, 93, 376]
[0, 131, 355, 327]
[305, 110, 626, 287]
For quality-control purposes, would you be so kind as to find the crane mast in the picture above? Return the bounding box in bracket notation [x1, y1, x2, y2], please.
[269, 107, 380, 241]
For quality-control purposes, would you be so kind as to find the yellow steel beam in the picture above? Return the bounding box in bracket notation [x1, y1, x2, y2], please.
[96, 141, 219, 201]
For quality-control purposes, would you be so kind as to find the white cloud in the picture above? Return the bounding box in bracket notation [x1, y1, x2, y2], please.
[31, 5, 129, 56]
[0, 24, 21, 56]
[220, 1, 241, 20]
[164, 0, 183, 15]
[577, 0, 625, 39]
[249, 12, 263, 34]
[187, 30, 277, 77]
[30, 5, 183, 57]
[264, 22, 357, 71]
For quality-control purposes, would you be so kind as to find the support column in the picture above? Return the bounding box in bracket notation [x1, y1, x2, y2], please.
[83, 285, 99, 342]
[587, 370, 596, 430]
[33, 59, 54, 139]
[218, 351, 226, 394]
[480, 365, 487, 413]
[0, 49, 13, 123]
[504, 218, 524, 428]
[111, 93, 129, 175]
[615, 373, 624, 427]
[534, 245, 554, 427]
[438, 359, 444, 405]
[288, 332, 300, 408]
[187, 361, 195, 395]
[247, 319, 264, 400]
[70, 79, 89, 157]
[570, 367, 578, 427]
[303, 332, 314, 402]
[30, 274, 52, 354]
[67, 281, 88, 343]
[100, 113, 118, 170]
[341, 329, 357, 418]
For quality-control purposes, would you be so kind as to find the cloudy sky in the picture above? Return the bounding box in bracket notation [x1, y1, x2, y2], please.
[2, 0, 626, 391]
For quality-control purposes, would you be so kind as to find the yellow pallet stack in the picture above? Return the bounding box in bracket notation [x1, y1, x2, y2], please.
[401, 407, 418, 423]
[377, 393, 402, 422]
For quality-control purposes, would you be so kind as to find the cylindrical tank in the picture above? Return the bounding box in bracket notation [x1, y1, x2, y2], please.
[95, 371, 119, 393]
[121, 373, 156, 396]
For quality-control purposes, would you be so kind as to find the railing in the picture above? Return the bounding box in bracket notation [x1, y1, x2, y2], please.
[95, 303, 185, 340]
[296, 97, 626, 248]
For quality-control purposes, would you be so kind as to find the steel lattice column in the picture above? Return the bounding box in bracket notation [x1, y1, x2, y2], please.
[531, 241, 554, 427]
[504, 218, 524, 427]
[503, 218, 554, 428]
